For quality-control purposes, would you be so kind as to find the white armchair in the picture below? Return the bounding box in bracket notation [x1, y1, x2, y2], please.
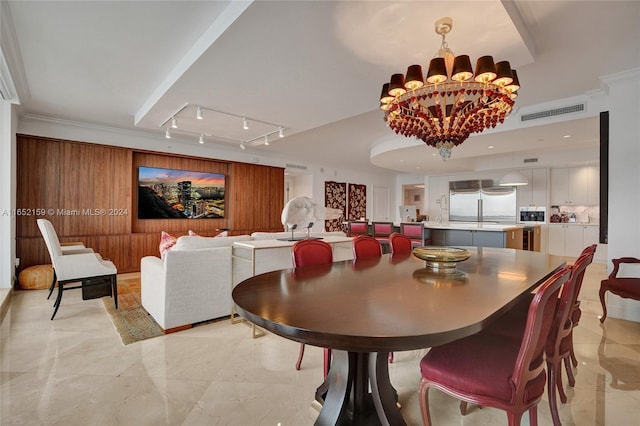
[36, 218, 95, 299]
[141, 244, 233, 330]
[36, 218, 117, 320]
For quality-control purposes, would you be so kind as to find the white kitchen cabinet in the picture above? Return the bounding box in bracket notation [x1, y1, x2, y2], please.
[548, 224, 602, 259]
[587, 166, 600, 205]
[516, 168, 547, 207]
[428, 175, 450, 221]
[550, 166, 599, 206]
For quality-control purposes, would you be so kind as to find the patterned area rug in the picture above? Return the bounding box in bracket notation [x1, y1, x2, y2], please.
[103, 276, 163, 345]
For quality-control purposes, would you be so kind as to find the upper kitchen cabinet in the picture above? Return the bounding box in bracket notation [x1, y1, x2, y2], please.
[550, 166, 599, 205]
[516, 168, 547, 207]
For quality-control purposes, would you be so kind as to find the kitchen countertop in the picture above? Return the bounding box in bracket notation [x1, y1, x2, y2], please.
[548, 222, 598, 226]
[413, 222, 527, 232]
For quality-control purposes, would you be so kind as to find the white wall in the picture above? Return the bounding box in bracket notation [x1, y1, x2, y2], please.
[0, 100, 17, 289]
[603, 68, 640, 322]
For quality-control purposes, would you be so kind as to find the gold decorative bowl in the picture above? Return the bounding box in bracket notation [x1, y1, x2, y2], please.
[412, 246, 470, 274]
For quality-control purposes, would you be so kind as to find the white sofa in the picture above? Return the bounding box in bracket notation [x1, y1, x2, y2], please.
[140, 234, 251, 330]
[141, 231, 347, 331]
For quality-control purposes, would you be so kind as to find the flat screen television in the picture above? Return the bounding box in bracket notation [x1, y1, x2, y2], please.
[137, 166, 225, 219]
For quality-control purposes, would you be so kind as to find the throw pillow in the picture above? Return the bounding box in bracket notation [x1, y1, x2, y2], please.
[159, 231, 177, 259]
[188, 230, 200, 236]
[215, 230, 228, 238]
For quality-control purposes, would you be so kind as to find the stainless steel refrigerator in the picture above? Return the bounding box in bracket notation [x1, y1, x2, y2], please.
[449, 179, 517, 223]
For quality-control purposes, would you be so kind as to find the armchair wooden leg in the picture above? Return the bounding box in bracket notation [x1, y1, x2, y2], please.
[47, 269, 57, 300]
[599, 287, 608, 323]
[51, 282, 63, 320]
[296, 343, 305, 370]
[111, 275, 118, 309]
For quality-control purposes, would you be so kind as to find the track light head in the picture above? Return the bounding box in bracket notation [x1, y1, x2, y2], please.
[165, 128, 171, 139]
[196, 106, 203, 120]
[279, 126, 284, 138]
[171, 116, 178, 129]
[264, 135, 269, 146]
[243, 117, 249, 130]
[199, 134, 204, 144]
[240, 142, 246, 150]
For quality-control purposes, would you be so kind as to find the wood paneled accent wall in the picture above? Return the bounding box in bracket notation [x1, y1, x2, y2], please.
[15, 135, 285, 273]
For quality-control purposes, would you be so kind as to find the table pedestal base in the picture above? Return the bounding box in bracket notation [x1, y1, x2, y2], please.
[314, 350, 406, 426]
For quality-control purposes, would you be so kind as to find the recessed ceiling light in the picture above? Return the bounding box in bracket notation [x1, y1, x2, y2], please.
[488, 145, 495, 149]
[400, 159, 405, 163]
[563, 134, 572, 138]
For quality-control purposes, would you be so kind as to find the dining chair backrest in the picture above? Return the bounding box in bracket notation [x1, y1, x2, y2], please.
[372, 222, 393, 238]
[546, 259, 587, 358]
[37, 218, 64, 259]
[567, 247, 596, 314]
[512, 266, 571, 405]
[352, 235, 383, 260]
[400, 222, 425, 244]
[292, 239, 333, 267]
[347, 220, 369, 237]
[389, 232, 413, 254]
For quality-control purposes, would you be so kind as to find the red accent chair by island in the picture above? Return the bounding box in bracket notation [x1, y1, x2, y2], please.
[346, 220, 369, 237]
[599, 257, 640, 323]
[389, 232, 413, 254]
[400, 222, 431, 247]
[352, 235, 383, 260]
[372, 221, 394, 250]
[291, 238, 333, 378]
[418, 266, 571, 426]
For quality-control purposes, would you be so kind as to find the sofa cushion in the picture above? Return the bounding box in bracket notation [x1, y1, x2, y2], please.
[174, 234, 250, 250]
[189, 229, 228, 237]
[159, 231, 177, 259]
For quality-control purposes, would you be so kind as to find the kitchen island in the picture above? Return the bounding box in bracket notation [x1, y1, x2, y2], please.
[420, 221, 527, 250]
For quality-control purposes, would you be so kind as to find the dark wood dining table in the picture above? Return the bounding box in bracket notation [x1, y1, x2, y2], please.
[232, 247, 566, 426]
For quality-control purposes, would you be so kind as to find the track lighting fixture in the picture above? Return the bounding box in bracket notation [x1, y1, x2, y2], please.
[162, 104, 283, 148]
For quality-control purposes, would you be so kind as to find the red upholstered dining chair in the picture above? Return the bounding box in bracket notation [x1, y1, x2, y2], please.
[351, 234, 396, 363]
[352, 235, 383, 260]
[291, 239, 333, 378]
[567, 244, 597, 368]
[400, 222, 431, 247]
[480, 247, 594, 425]
[346, 220, 369, 237]
[389, 232, 413, 254]
[418, 266, 571, 426]
[599, 257, 640, 323]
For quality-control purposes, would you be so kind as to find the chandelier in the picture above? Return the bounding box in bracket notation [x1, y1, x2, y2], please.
[379, 17, 520, 161]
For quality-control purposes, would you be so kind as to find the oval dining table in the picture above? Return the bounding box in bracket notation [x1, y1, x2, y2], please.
[232, 246, 566, 426]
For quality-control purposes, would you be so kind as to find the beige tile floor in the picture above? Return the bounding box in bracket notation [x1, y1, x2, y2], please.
[1, 262, 639, 425]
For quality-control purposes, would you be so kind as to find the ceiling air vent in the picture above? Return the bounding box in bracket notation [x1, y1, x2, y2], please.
[285, 163, 308, 170]
[523, 158, 538, 163]
[521, 103, 585, 122]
